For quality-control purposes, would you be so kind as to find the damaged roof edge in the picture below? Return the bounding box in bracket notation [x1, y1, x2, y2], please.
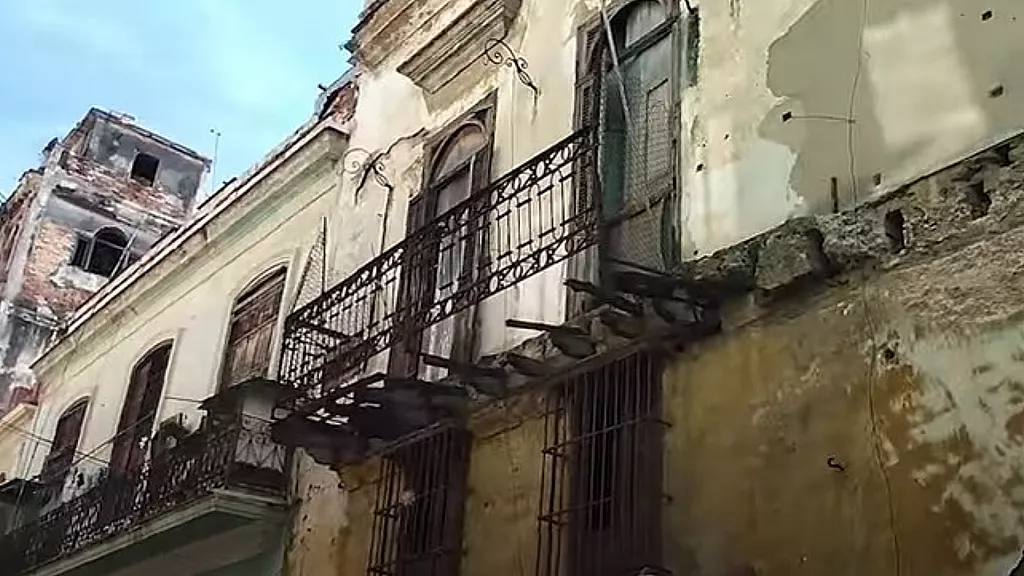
[74, 108, 212, 167]
[35, 114, 349, 372]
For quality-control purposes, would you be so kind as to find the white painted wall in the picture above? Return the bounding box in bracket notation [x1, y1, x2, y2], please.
[16, 126, 346, 484]
[334, 0, 1024, 359]
[0, 403, 34, 480]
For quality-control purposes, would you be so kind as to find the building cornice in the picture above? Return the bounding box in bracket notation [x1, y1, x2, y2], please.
[349, 0, 521, 93]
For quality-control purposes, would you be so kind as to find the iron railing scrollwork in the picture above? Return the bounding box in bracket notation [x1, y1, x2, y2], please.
[279, 128, 599, 404]
[0, 415, 285, 575]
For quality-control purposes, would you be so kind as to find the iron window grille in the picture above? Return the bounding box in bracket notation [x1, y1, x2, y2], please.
[536, 352, 666, 576]
[368, 424, 471, 576]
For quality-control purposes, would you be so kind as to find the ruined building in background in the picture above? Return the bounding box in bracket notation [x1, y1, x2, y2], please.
[0, 108, 209, 411]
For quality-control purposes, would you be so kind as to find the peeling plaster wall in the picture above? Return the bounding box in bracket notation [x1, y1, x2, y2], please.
[335, 0, 1024, 365]
[0, 404, 34, 480]
[663, 229, 1024, 575]
[305, 125, 1024, 575]
[0, 110, 211, 411]
[287, 453, 374, 576]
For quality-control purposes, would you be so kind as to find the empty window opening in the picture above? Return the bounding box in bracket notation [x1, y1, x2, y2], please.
[367, 426, 470, 576]
[536, 353, 665, 576]
[220, 269, 287, 389]
[73, 227, 128, 277]
[966, 181, 992, 219]
[884, 209, 906, 252]
[130, 152, 160, 185]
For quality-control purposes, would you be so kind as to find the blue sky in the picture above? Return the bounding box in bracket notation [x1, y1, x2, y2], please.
[0, 0, 359, 200]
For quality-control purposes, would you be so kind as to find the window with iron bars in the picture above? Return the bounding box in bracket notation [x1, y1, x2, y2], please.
[536, 353, 665, 576]
[368, 425, 471, 576]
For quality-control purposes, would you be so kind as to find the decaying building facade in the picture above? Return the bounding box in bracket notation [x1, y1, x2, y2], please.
[270, 0, 1024, 575]
[0, 108, 209, 412]
[0, 77, 355, 576]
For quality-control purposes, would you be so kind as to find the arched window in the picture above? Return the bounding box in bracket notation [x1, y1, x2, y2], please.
[577, 0, 678, 276]
[71, 227, 129, 277]
[40, 399, 88, 485]
[110, 343, 171, 475]
[391, 101, 494, 380]
[220, 269, 287, 389]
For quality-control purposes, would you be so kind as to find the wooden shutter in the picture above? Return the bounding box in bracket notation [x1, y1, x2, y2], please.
[221, 271, 286, 388]
[111, 345, 171, 474]
[567, 19, 606, 317]
[389, 193, 434, 378]
[42, 401, 87, 484]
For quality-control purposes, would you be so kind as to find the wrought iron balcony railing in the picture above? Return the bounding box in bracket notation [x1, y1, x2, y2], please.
[279, 127, 599, 403]
[0, 415, 286, 575]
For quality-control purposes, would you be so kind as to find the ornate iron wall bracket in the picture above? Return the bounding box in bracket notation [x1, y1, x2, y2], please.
[484, 37, 539, 96]
[343, 147, 394, 196]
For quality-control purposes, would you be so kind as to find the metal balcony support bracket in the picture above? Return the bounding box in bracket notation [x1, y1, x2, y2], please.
[484, 37, 540, 96]
[506, 319, 597, 359]
[343, 147, 394, 194]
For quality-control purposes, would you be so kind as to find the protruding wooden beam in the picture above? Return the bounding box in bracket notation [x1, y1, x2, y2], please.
[506, 319, 596, 359]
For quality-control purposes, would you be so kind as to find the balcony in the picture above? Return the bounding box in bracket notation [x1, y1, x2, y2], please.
[274, 127, 721, 465]
[279, 128, 601, 401]
[0, 412, 287, 576]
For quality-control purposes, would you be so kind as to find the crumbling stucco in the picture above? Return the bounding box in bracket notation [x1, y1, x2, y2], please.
[0, 108, 209, 410]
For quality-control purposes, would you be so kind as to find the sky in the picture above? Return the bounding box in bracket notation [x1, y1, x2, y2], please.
[0, 0, 360, 200]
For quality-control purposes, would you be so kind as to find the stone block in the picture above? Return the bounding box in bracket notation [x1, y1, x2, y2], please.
[754, 218, 827, 293]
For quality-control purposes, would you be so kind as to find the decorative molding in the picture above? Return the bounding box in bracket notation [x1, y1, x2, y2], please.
[348, 0, 522, 92]
[398, 0, 521, 94]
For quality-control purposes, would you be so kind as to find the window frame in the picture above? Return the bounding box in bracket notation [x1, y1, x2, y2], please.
[568, 0, 686, 310]
[41, 398, 89, 486]
[71, 226, 131, 278]
[389, 93, 497, 379]
[110, 342, 172, 476]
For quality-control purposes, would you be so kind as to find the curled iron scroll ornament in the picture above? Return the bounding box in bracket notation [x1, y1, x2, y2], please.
[343, 147, 394, 194]
[484, 37, 539, 96]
